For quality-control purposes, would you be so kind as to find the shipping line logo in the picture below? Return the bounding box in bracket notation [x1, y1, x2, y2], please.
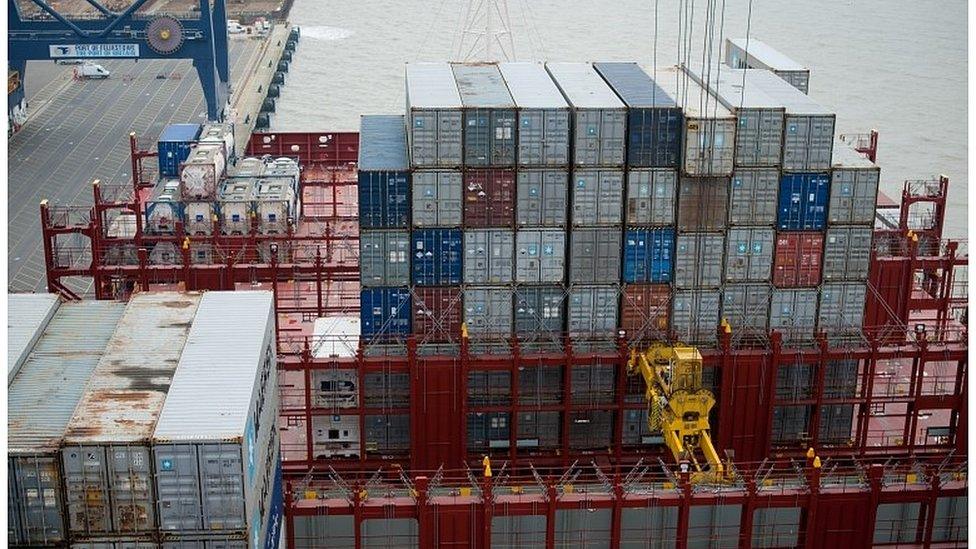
[50, 44, 140, 58]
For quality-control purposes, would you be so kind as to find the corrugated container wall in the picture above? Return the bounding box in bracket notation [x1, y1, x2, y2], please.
[463, 169, 516, 228]
[514, 285, 566, 340]
[464, 229, 515, 284]
[498, 62, 571, 167]
[675, 233, 725, 289]
[452, 64, 517, 167]
[412, 171, 462, 227]
[361, 288, 412, 339]
[157, 123, 202, 178]
[818, 283, 867, 334]
[773, 232, 823, 287]
[7, 293, 60, 385]
[722, 284, 772, 332]
[358, 115, 411, 228]
[829, 142, 880, 225]
[769, 288, 818, 340]
[412, 229, 463, 285]
[516, 170, 569, 227]
[700, 68, 786, 167]
[725, 228, 775, 282]
[412, 287, 463, 342]
[672, 290, 721, 344]
[545, 63, 626, 167]
[822, 226, 872, 282]
[405, 63, 463, 168]
[725, 38, 811, 95]
[677, 177, 730, 232]
[360, 230, 411, 286]
[623, 228, 674, 283]
[571, 169, 624, 226]
[620, 284, 670, 339]
[464, 287, 514, 335]
[778, 173, 829, 231]
[626, 169, 677, 225]
[515, 229, 566, 283]
[568, 285, 620, 337]
[729, 169, 779, 225]
[570, 228, 622, 284]
[593, 62, 682, 168]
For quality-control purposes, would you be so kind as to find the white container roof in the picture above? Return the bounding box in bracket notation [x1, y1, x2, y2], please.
[8, 293, 60, 385]
[545, 62, 625, 110]
[498, 62, 569, 110]
[406, 62, 463, 109]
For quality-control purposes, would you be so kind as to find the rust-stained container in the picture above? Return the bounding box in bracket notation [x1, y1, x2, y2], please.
[620, 284, 670, 339]
[413, 286, 463, 342]
[773, 232, 823, 287]
[677, 177, 730, 232]
[463, 169, 516, 228]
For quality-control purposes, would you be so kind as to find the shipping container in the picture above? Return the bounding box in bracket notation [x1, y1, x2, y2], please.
[568, 410, 614, 449]
[652, 66, 736, 176]
[412, 171, 462, 227]
[152, 291, 280, 549]
[61, 293, 202, 538]
[626, 168, 677, 226]
[463, 169, 516, 228]
[515, 229, 566, 283]
[145, 179, 183, 234]
[822, 226, 873, 282]
[725, 38, 811, 94]
[360, 288, 412, 339]
[829, 142, 880, 225]
[818, 283, 867, 333]
[516, 169, 569, 227]
[672, 290, 721, 344]
[412, 286, 463, 342]
[567, 285, 619, 337]
[769, 288, 818, 339]
[184, 201, 215, 235]
[545, 62, 626, 167]
[464, 229, 515, 284]
[264, 156, 301, 194]
[516, 411, 561, 449]
[725, 227, 775, 282]
[8, 301, 125, 547]
[180, 143, 226, 200]
[311, 316, 360, 360]
[497, 62, 571, 167]
[674, 233, 725, 289]
[7, 293, 59, 385]
[468, 412, 511, 450]
[360, 230, 410, 286]
[412, 228, 463, 285]
[405, 62, 463, 168]
[729, 168, 779, 225]
[620, 284, 670, 339]
[158, 123, 202, 178]
[571, 169, 625, 226]
[722, 283, 772, 332]
[230, 156, 268, 179]
[198, 122, 236, 161]
[149, 242, 180, 265]
[593, 62, 682, 168]
[778, 173, 829, 231]
[773, 232, 823, 287]
[218, 178, 256, 235]
[514, 285, 566, 340]
[464, 287, 514, 336]
[623, 228, 674, 283]
[358, 115, 411, 228]
[313, 415, 361, 459]
[698, 68, 786, 167]
[677, 176, 730, 232]
[254, 178, 299, 234]
[452, 63, 517, 167]
[570, 228, 622, 284]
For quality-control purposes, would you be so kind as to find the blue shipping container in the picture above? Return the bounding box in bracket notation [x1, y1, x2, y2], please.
[623, 228, 674, 283]
[412, 229, 463, 285]
[778, 173, 830, 230]
[157, 123, 202, 178]
[360, 287, 412, 338]
[358, 171, 411, 228]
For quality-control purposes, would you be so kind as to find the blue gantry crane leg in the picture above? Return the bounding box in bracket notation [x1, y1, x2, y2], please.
[7, 0, 230, 124]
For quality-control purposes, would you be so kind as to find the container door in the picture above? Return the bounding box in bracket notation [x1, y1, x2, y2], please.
[13, 456, 66, 545]
[198, 443, 246, 530]
[437, 111, 463, 167]
[541, 170, 568, 226]
[574, 110, 600, 166]
[62, 445, 111, 535]
[539, 231, 565, 283]
[542, 110, 570, 166]
[782, 115, 810, 171]
[437, 172, 463, 226]
[107, 445, 155, 533]
[410, 112, 437, 167]
[491, 110, 516, 166]
[596, 171, 624, 225]
[155, 444, 202, 531]
[8, 458, 23, 544]
[515, 230, 542, 283]
[571, 171, 598, 225]
[412, 172, 439, 227]
[600, 110, 626, 166]
[359, 231, 385, 286]
[464, 109, 491, 166]
[464, 230, 490, 284]
[518, 110, 544, 166]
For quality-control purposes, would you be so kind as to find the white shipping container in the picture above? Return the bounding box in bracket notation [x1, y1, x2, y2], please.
[180, 143, 227, 200]
[199, 122, 236, 161]
[725, 38, 811, 95]
[7, 293, 60, 385]
[313, 415, 361, 459]
[255, 178, 298, 234]
[145, 179, 183, 234]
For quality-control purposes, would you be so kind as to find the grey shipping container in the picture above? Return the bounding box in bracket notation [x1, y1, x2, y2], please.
[412, 171, 463, 227]
[674, 233, 725, 289]
[7, 293, 59, 385]
[769, 288, 818, 340]
[463, 287, 514, 336]
[545, 62, 626, 167]
[626, 169, 677, 225]
[822, 226, 873, 282]
[8, 301, 126, 547]
[514, 285, 566, 339]
[405, 63, 463, 168]
[677, 177, 730, 232]
[516, 170, 569, 227]
[567, 285, 619, 337]
[61, 293, 202, 537]
[722, 284, 772, 332]
[153, 291, 279, 548]
[451, 63, 517, 167]
[570, 228, 622, 284]
[515, 229, 566, 283]
[830, 142, 880, 225]
[498, 62, 571, 167]
[729, 168, 779, 225]
[571, 169, 624, 226]
[671, 290, 721, 344]
[725, 227, 775, 282]
[360, 230, 410, 286]
[818, 283, 867, 333]
[726, 38, 811, 95]
[464, 229, 515, 284]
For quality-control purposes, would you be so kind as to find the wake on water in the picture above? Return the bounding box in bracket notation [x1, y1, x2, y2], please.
[299, 26, 355, 41]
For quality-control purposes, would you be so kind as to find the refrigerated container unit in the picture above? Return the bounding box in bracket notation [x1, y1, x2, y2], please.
[198, 122, 236, 162]
[516, 169, 569, 227]
[725, 227, 775, 282]
[180, 142, 227, 200]
[498, 62, 571, 167]
[545, 62, 626, 167]
[623, 228, 674, 284]
[513, 285, 566, 342]
[451, 63, 517, 167]
[152, 292, 281, 549]
[412, 228, 463, 285]
[593, 62, 682, 168]
[829, 141, 880, 225]
[463, 169, 516, 228]
[360, 230, 410, 287]
[8, 301, 125, 547]
[778, 173, 829, 230]
[7, 293, 60, 385]
[254, 178, 299, 234]
[729, 168, 779, 225]
[672, 290, 721, 344]
[625, 168, 677, 226]
[217, 178, 256, 235]
[773, 232, 823, 287]
[570, 228, 622, 284]
[769, 288, 818, 341]
[158, 123, 202, 178]
[725, 38, 811, 95]
[312, 316, 361, 362]
[652, 66, 736, 176]
[184, 201, 216, 235]
[359, 115, 410, 228]
[361, 287, 412, 340]
[822, 226, 873, 282]
[145, 179, 183, 234]
[674, 233, 725, 289]
[464, 286, 515, 336]
[677, 176, 730, 232]
[412, 170, 463, 227]
[464, 229, 515, 284]
[571, 169, 624, 226]
[818, 283, 867, 335]
[515, 229, 566, 283]
[405, 62, 463, 168]
[314, 415, 361, 459]
[567, 285, 620, 338]
[620, 284, 671, 340]
[412, 286, 463, 342]
[722, 283, 772, 332]
[60, 292, 202, 540]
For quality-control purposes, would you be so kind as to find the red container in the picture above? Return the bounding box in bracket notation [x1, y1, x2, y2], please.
[773, 232, 823, 287]
[413, 286, 463, 342]
[463, 169, 515, 228]
[620, 284, 670, 338]
[863, 257, 910, 344]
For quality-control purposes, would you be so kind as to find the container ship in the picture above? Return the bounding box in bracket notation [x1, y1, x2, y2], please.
[7, 6, 968, 547]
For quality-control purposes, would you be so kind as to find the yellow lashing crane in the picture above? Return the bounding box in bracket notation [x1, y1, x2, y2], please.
[627, 342, 733, 484]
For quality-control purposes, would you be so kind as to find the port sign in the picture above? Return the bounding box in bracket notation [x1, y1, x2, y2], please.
[49, 44, 140, 58]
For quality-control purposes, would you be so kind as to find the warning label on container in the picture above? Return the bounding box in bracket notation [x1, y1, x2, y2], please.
[49, 43, 139, 58]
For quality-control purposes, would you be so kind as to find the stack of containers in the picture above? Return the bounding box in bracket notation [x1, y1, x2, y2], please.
[594, 62, 680, 343]
[545, 62, 626, 342]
